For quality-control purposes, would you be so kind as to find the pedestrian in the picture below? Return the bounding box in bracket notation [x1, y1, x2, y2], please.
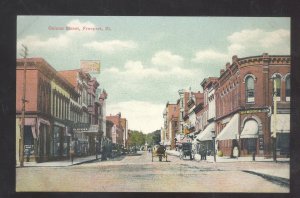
[233, 146, 238, 159]
[200, 146, 203, 160]
[70, 140, 75, 164]
[203, 147, 207, 160]
[101, 145, 107, 161]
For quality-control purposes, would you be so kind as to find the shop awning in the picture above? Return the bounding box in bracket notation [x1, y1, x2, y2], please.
[216, 113, 239, 140]
[240, 120, 259, 139]
[271, 114, 290, 133]
[196, 122, 215, 141]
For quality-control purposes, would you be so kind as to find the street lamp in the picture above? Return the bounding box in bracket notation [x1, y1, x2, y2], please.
[211, 130, 216, 162]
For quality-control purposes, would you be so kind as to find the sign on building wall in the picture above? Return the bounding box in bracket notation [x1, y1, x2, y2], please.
[240, 108, 269, 115]
[80, 60, 101, 74]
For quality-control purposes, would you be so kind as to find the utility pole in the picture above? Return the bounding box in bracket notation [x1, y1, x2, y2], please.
[271, 78, 277, 162]
[19, 44, 28, 167]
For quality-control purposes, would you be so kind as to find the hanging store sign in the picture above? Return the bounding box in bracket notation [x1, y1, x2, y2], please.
[80, 60, 100, 74]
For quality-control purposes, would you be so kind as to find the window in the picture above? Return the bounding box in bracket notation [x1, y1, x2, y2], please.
[285, 75, 290, 101]
[273, 74, 281, 101]
[245, 76, 255, 103]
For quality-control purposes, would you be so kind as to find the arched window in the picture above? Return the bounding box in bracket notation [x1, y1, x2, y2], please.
[285, 74, 290, 101]
[245, 76, 255, 103]
[273, 74, 281, 101]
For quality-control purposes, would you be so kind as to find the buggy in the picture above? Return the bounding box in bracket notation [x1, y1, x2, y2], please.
[152, 145, 167, 162]
[179, 142, 193, 160]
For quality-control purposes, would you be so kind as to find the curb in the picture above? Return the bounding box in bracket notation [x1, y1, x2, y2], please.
[242, 170, 289, 187]
[70, 158, 100, 166]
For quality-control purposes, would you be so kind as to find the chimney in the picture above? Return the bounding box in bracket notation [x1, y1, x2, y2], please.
[262, 52, 269, 58]
[220, 69, 225, 76]
[232, 55, 238, 63]
[226, 62, 231, 70]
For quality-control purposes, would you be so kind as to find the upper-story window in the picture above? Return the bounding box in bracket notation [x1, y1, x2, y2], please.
[245, 76, 255, 103]
[273, 74, 281, 101]
[285, 74, 290, 101]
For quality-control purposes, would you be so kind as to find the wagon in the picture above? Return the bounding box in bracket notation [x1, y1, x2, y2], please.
[152, 145, 167, 162]
[179, 142, 193, 160]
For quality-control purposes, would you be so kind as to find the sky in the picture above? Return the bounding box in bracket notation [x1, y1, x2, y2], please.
[17, 16, 290, 134]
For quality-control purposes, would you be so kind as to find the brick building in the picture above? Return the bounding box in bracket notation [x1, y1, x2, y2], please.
[215, 54, 290, 157]
[162, 102, 179, 149]
[106, 113, 126, 147]
[193, 78, 218, 154]
[16, 58, 79, 162]
[16, 58, 107, 164]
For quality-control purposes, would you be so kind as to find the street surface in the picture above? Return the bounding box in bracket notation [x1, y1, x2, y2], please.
[16, 151, 289, 192]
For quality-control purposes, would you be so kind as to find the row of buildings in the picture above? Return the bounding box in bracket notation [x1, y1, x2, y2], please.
[16, 58, 128, 164]
[161, 53, 290, 158]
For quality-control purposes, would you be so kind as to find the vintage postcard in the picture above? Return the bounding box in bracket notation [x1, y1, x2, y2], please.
[16, 16, 290, 192]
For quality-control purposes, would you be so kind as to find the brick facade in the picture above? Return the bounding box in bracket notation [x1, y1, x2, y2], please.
[215, 54, 290, 157]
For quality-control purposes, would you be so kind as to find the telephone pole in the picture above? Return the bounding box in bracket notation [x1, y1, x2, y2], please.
[271, 77, 277, 162]
[19, 44, 28, 167]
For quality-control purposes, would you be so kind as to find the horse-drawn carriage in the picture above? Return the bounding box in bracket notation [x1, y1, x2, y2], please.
[151, 145, 167, 162]
[179, 142, 194, 160]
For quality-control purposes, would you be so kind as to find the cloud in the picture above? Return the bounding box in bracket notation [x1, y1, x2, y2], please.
[83, 40, 138, 54]
[227, 28, 290, 55]
[17, 19, 97, 51]
[18, 34, 71, 51]
[192, 49, 228, 64]
[100, 56, 199, 106]
[192, 28, 290, 65]
[151, 50, 184, 68]
[107, 100, 164, 133]
[104, 58, 194, 79]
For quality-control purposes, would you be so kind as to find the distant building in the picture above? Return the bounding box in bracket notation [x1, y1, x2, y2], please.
[162, 102, 179, 149]
[106, 113, 125, 147]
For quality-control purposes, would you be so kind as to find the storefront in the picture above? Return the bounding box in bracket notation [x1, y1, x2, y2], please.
[36, 118, 51, 162]
[216, 113, 239, 157]
[272, 114, 290, 156]
[239, 119, 260, 156]
[20, 118, 37, 162]
[194, 122, 215, 155]
[51, 122, 69, 160]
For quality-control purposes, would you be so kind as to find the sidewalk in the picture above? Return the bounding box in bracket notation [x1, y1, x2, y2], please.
[166, 150, 290, 163]
[166, 149, 290, 186]
[16, 155, 100, 167]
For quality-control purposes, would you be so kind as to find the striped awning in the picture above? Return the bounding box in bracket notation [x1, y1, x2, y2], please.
[240, 120, 259, 139]
[217, 113, 239, 140]
[196, 122, 215, 141]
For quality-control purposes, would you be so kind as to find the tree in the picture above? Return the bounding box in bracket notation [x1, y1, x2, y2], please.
[146, 130, 161, 146]
[128, 130, 145, 147]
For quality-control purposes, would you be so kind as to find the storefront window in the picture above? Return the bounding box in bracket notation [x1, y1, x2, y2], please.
[276, 133, 289, 155]
[53, 126, 62, 157]
[63, 136, 70, 156]
[285, 75, 290, 101]
[24, 126, 35, 156]
[247, 138, 257, 153]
